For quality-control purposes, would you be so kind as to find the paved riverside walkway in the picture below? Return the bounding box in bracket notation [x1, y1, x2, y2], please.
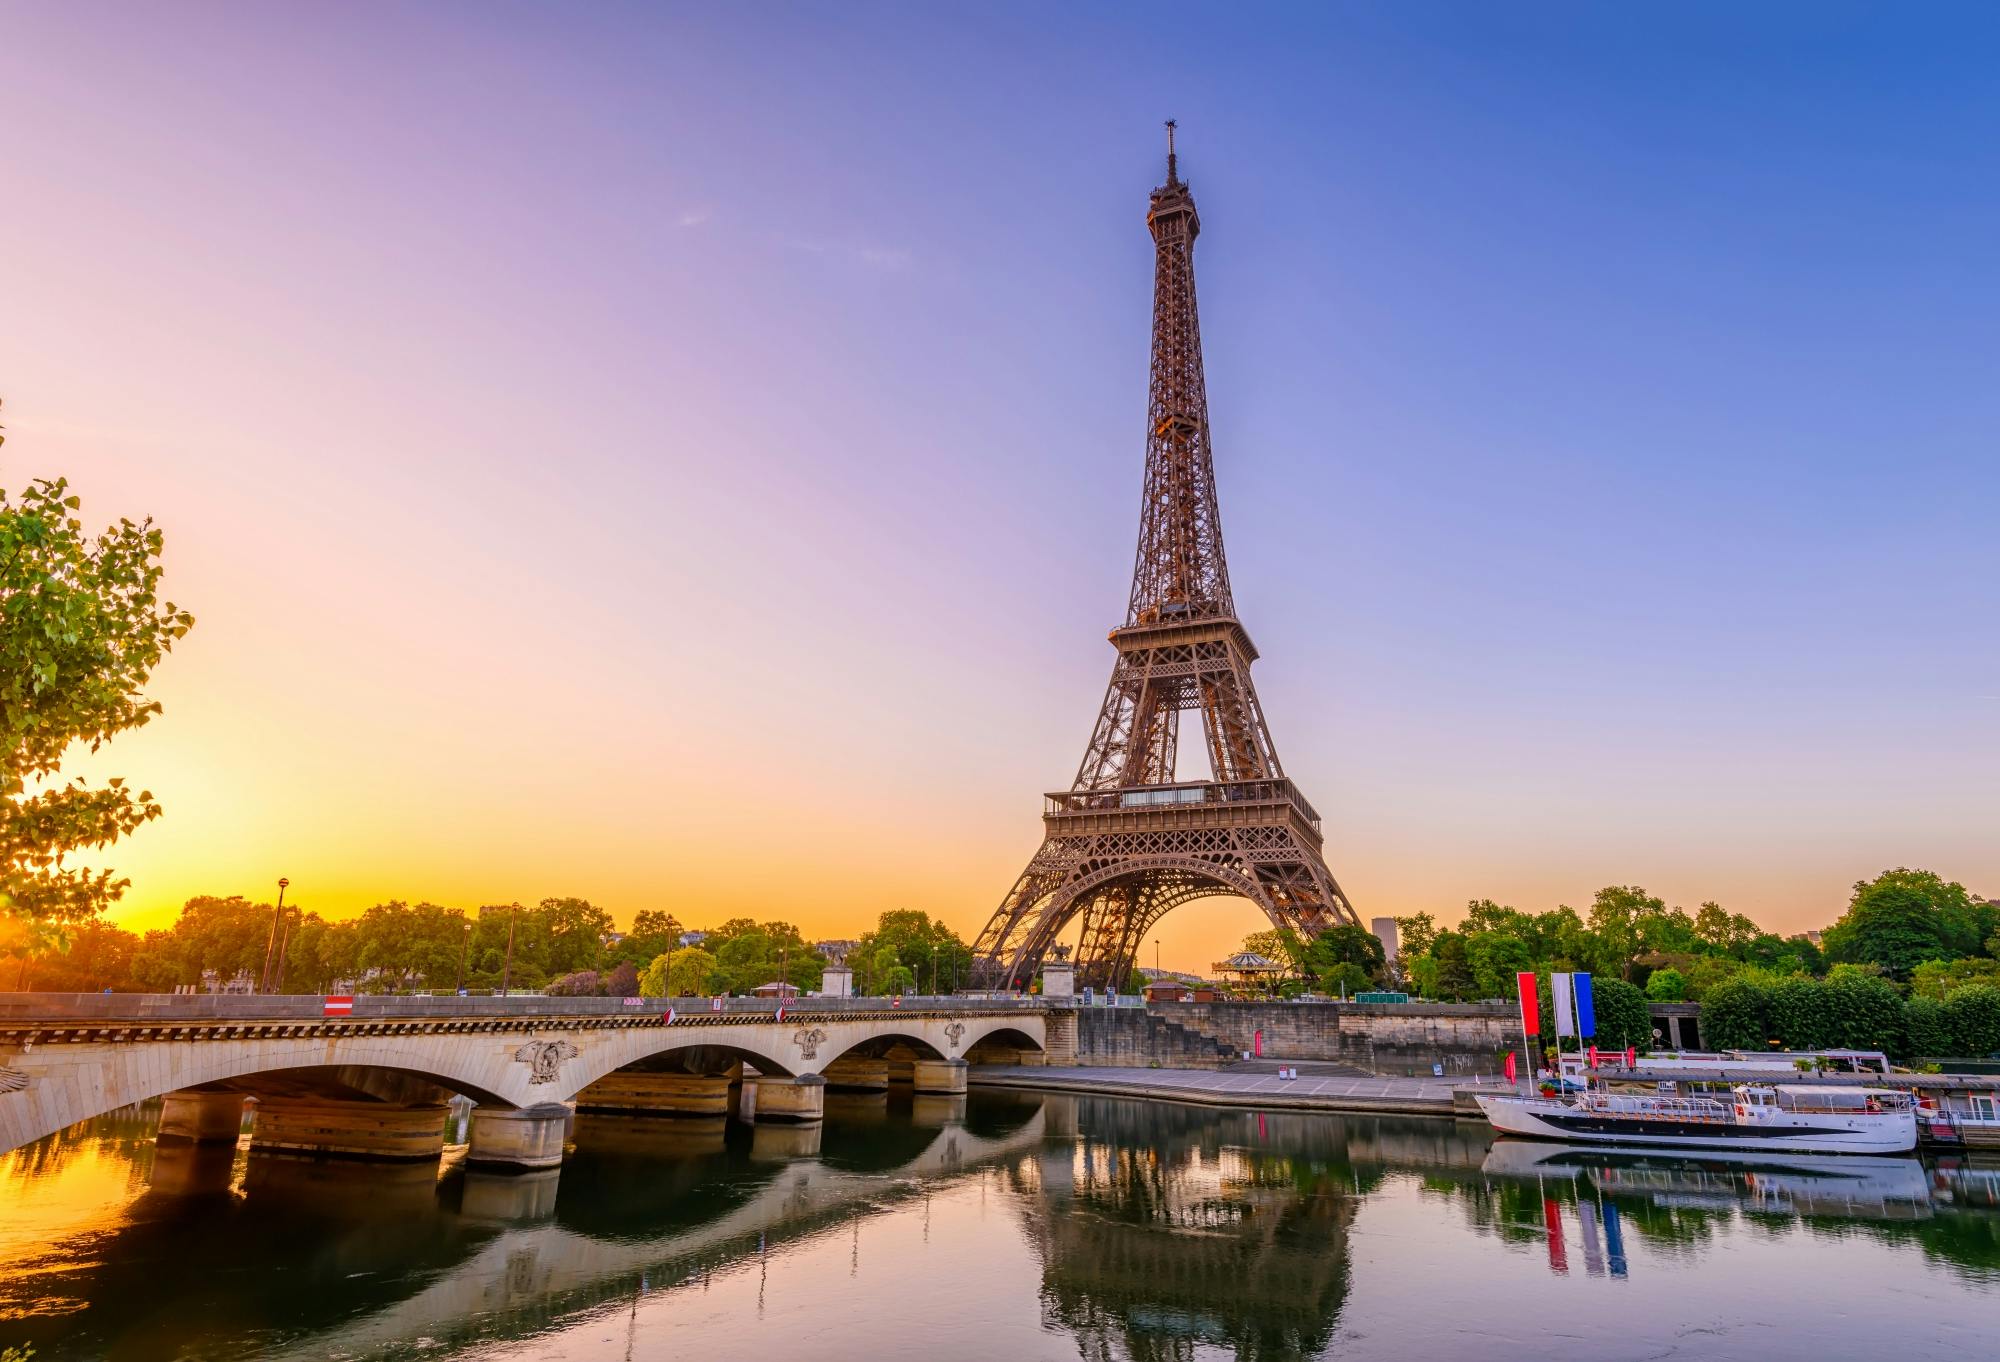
[969, 1064, 1506, 1117]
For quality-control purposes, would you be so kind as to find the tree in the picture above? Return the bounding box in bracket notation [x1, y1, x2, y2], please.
[1694, 902, 1759, 955]
[546, 969, 602, 996]
[1822, 869, 1969, 980]
[1320, 962, 1370, 997]
[1585, 886, 1669, 979]
[537, 897, 614, 976]
[1393, 912, 1438, 958]
[604, 960, 640, 997]
[1124, 968, 1149, 994]
[1239, 928, 1299, 967]
[351, 901, 468, 991]
[8, 917, 141, 991]
[1465, 933, 1533, 1001]
[1408, 931, 1474, 1001]
[608, 909, 681, 966]
[1, 453, 194, 934]
[851, 910, 970, 994]
[1294, 925, 1386, 992]
[1911, 957, 2000, 1002]
[1644, 967, 1688, 1003]
[129, 895, 276, 990]
[641, 946, 720, 997]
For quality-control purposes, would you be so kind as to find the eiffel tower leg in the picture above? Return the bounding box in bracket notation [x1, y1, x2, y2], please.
[970, 839, 1084, 990]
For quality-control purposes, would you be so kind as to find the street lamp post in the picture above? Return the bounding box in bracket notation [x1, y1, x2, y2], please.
[501, 904, 518, 998]
[259, 878, 290, 993]
[272, 881, 299, 993]
[455, 921, 471, 995]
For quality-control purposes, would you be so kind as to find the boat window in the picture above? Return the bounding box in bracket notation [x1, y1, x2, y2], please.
[1974, 1095, 1998, 1121]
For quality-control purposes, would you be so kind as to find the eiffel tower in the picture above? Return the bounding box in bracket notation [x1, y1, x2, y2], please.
[971, 126, 1360, 993]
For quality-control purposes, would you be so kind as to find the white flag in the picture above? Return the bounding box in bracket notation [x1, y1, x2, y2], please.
[1553, 972, 1576, 1038]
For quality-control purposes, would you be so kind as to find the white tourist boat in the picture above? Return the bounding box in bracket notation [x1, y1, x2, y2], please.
[1476, 1083, 1918, 1155]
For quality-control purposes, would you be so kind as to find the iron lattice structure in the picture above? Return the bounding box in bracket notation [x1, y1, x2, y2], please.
[971, 128, 1358, 992]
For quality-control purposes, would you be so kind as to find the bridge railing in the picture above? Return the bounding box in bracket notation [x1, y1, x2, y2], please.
[0, 992, 1054, 1022]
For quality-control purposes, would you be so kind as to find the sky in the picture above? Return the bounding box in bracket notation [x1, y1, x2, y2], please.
[2, 4, 1995, 972]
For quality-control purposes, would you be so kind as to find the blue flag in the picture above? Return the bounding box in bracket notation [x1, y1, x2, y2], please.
[1574, 972, 1597, 1039]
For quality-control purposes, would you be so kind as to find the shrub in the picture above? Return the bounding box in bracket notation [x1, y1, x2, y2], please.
[1824, 972, 1905, 1055]
[1768, 977, 1830, 1051]
[1943, 984, 2000, 1058]
[1592, 978, 1653, 1051]
[1643, 967, 1688, 1003]
[603, 961, 640, 998]
[545, 969, 602, 997]
[1701, 978, 1772, 1050]
[1905, 995, 1952, 1058]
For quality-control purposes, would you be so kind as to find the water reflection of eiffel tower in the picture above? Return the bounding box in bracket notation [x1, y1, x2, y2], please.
[971, 125, 1358, 993]
[1015, 1100, 1353, 1359]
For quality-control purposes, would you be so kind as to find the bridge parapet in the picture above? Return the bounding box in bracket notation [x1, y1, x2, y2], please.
[0, 991, 1057, 1023]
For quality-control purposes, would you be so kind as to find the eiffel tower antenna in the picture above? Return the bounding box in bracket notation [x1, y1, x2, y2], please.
[972, 131, 1360, 992]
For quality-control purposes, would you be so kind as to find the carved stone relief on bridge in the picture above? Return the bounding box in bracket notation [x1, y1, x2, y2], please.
[513, 1038, 579, 1084]
[792, 1027, 828, 1059]
[944, 1022, 966, 1050]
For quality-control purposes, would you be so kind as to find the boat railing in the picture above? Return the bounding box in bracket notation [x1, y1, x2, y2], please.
[1582, 1092, 1736, 1123]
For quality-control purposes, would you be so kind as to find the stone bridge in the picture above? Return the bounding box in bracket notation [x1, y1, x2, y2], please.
[0, 993, 1068, 1167]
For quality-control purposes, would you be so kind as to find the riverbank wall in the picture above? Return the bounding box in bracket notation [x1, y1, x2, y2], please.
[1075, 1002, 1520, 1077]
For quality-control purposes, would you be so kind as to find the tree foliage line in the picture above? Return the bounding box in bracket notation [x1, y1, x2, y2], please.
[1379, 869, 1999, 1058]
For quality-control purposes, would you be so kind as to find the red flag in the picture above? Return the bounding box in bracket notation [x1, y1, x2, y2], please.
[1516, 972, 1540, 1036]
[1588, 1044, 1599, 1069]
[1625, 1046, 1636, 1067]
[663, 1008, 676, 1025]
[1504, 1051, 1518, 1082]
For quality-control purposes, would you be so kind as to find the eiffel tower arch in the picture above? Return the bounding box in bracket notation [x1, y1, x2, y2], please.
[972, 126, 1360, 993]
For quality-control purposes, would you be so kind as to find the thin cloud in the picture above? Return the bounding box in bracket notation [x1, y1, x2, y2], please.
[779, 235, 912, 271]
[677, 206, 713, 228]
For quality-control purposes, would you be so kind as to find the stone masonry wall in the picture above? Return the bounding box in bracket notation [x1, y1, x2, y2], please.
[1075, 1009, 1239, 1070]
[1144, 1002, 1522, 1077]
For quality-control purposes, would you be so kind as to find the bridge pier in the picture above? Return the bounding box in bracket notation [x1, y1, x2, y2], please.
[249, 1097, 451, 1161]
[912, 1058, 968, 1095]
[466, 1103, 570, 1171]
[574, 1071, 733, 1118]
[157, 1089, 247, 1144]
[740, 1071, 825, 1124]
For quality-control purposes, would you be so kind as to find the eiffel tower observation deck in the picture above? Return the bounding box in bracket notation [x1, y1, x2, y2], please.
[972, 126, 1359, 993]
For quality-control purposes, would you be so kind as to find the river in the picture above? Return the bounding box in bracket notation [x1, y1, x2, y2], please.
[3, 1091, 1997, 1360]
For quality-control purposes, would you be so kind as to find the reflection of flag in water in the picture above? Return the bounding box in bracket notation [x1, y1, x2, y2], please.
[1577, 1201, 1605, 1277]
[1602, 1201, 1629, 1278]
[1543, 1199, 1569, 1274]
